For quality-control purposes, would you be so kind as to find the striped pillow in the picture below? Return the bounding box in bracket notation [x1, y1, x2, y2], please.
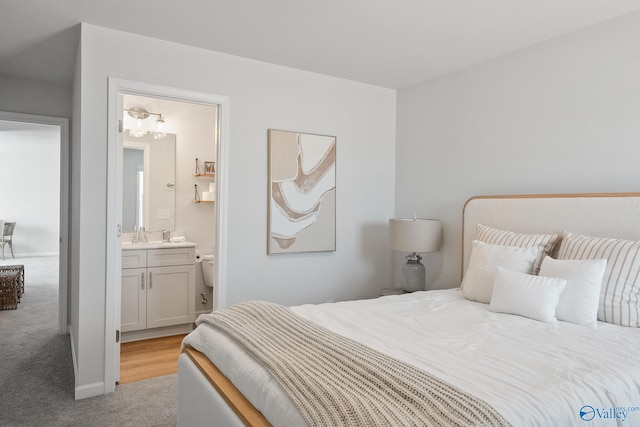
[476, 224, 561, 274]
[557, 231, 640, 327]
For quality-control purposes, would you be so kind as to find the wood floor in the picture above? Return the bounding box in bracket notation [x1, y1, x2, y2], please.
[119, 334, 187, 384]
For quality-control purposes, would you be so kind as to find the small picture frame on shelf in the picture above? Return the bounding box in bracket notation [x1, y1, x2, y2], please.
[204, 161, 215, 175]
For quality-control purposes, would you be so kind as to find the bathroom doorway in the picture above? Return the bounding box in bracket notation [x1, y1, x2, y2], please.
[105, 79, 229, 391]
[117, 93, 218, 381]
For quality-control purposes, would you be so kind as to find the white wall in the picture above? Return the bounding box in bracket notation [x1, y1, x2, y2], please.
[76, 24, 396, 397]
[170, 103, 217, 313]
[0, 124, 60, 256]
[396, 11, 640, 290]
[0, 74, 72, 118]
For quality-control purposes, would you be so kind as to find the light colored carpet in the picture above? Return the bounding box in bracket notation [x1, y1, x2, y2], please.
[0, 256, 177, 426]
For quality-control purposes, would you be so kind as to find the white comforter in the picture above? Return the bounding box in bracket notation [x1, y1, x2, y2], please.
[182, 289, 640, 426]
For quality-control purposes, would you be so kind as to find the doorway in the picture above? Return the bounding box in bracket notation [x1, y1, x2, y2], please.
[0, 112, 69, 335]
[105, 79, 230, 392]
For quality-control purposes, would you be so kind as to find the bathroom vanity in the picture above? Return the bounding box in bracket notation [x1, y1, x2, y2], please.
[121, 242, 196, 342]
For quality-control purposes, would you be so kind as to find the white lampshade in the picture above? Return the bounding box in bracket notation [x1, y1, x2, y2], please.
[389, 218, 442, 253]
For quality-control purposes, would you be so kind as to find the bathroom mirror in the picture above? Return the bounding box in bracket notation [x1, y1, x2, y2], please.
[122, 133, 176, 232]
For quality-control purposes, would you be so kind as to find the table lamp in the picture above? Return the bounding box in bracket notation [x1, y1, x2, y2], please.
[389, 218, 442, 292]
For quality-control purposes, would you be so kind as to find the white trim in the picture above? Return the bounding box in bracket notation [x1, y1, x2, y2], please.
[121, 323, 194, 343]
[9, 252, 59, 257]
[69, 324, 78, 390]
[0, 111, 69, 336]
[75, 382, 106, 400]
[105, 78, 230, 393]
[215, 97, 230, 309]
[106, 86, 124, 392]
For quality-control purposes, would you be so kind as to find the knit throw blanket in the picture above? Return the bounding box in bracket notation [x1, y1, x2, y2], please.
[196, 301, 511, 427]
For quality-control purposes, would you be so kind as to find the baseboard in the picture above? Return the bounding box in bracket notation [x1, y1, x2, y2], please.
[121, 323, 193, 343]
[69, 324, 78, 386]
[75, 381, 106, 400]
[12, 252, 59, 258]
[69, 324, 106, 399]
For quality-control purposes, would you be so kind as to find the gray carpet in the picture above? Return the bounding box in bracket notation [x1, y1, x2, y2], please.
[0, 256, 178, 426]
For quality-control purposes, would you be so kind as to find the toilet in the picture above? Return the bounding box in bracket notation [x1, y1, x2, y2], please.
[201, 254, 215, 288]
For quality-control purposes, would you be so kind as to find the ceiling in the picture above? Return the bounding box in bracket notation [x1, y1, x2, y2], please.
[2, 1, 640, 89]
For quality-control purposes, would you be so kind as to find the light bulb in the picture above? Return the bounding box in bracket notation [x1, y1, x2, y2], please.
[152, 115, 166, 139]
[129, 118, 146, 137]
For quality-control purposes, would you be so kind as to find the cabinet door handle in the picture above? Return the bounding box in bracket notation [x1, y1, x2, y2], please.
[141, 272, 145, 289]
[149, 272, 152, 289]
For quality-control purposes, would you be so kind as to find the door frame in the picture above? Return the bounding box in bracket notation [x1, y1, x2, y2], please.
[105, 78, 230, 392]
[0, 111, 69, 335]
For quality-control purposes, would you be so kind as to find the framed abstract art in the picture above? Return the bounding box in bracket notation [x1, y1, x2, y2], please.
[267, 129, 336, 254]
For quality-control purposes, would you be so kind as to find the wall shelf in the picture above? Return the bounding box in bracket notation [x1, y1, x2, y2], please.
[193, 200, 215, 204]
[193, 173, 215, 178]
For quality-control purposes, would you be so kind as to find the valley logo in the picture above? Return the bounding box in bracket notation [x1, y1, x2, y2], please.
[580, 405, 640, 422]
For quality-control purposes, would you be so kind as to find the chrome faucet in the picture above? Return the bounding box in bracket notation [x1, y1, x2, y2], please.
[139, 226, 147, 244]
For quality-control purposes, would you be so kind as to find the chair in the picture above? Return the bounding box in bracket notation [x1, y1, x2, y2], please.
[1, 222, 16, 260]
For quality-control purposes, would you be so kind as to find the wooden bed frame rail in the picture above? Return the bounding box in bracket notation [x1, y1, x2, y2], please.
[183, 346, 272, 427]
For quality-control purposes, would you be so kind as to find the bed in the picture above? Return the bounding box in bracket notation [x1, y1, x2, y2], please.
[178, 193, 640, 426]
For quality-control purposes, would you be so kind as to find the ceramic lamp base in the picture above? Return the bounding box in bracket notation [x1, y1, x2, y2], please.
[400, 253, 425, 292]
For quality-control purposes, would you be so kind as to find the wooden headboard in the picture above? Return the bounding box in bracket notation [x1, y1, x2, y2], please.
[461, 193, 640, 278]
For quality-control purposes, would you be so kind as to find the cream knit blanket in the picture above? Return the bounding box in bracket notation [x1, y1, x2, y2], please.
[197, 301, 511, 427]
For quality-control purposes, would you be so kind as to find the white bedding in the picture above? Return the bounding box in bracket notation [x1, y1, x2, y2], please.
[182, 289, 640, 426]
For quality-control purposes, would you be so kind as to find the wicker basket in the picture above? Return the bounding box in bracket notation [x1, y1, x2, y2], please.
[0, 265, 24, 300]
[0, 271, 19, 310]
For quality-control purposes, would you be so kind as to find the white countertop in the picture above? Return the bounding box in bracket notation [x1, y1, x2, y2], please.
[121, 241, 197, 250]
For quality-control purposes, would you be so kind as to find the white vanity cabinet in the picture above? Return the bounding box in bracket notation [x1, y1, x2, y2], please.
[121, 245, 196, 341]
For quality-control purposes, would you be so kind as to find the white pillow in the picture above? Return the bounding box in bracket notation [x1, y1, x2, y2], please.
[462, 240, 539, 303]
[489, 267, 567, 323]
[538, 256, 606, 329]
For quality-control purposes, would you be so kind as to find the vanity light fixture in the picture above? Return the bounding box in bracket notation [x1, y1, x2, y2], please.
[152, 114, 166, 139]
[125, 107, 167, 139]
